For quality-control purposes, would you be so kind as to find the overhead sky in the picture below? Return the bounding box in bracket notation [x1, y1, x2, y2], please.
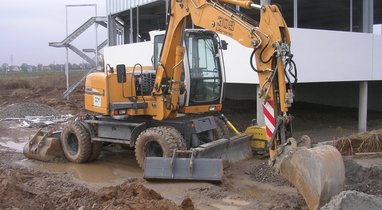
[0, 0, 107, 66]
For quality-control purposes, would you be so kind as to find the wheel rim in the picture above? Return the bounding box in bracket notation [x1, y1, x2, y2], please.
[144, 141, 163, 157]
[67, 133, 79, 156]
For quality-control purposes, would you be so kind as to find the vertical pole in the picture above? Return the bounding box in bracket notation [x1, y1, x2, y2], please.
[136, 1, 140, 42]
[129, 1, 133, 43]
[350, 0, 353, 32]
[95, 5, 98, 70]
[257, 85, 265, 125]
[358, 0, 373, 132]
[359, 82, 368, 132]
[362, 0, 373, 33]
[165, 0, 169, 26]
[65, 6, 69, 100]
[293, 0, 298, 28]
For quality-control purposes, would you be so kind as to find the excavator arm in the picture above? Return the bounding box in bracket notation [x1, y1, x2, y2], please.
[155, 0, 294, 155]
[155, 1, 345, 209]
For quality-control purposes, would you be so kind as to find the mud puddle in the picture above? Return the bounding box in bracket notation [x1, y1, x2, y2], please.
[16, 146, 143, 188]
[210, 198, 250, 210]
[0, 139, 25, 152]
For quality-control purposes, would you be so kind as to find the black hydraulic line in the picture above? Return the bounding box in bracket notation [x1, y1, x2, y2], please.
[259, 39, 274, 64]
[250, 48, 262, 73]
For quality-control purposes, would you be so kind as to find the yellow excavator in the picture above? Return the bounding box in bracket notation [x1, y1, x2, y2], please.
[24, 0, 345, 209]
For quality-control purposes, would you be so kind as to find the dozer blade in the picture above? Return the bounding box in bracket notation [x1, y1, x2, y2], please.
[143, 134, 251, 181]
[193, 134, 252, 163]
[276, 144, 345, 210]
[144, 157, 223, 181]
[23, 130, 64, 162]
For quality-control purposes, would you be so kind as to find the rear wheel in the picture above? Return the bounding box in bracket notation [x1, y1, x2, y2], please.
[135, 126, 180, 168]
[61, 121, 92, 163]
[214, 116, 231, 139]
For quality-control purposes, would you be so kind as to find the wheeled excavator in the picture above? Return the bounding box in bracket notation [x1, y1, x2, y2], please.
[24, 0, 345, 209]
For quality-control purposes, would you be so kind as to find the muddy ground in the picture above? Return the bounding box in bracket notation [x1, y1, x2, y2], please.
[1, 71, 382, 209]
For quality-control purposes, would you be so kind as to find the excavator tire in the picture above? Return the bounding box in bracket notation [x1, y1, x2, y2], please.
[135, 126, 180, 168]
[214, 116, 231, 139]
[77, 121, 103, 162]
[162, 126, 187, 149]
[60, 121, 92, 163]
[88, 141, 103, 161]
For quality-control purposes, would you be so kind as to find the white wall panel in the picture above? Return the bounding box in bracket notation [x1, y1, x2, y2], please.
[219, 34, 259, 84]
[104, 28, 381, 83]
[219, 29, 376, 84]
[372, 35, 382, 79]
[290, 28, 373, 83]
[104, 41, 153, 68]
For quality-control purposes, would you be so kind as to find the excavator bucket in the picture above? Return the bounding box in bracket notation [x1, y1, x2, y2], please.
[144, 134, 252, 181]
[275, 140, 345, 210]
[23, 129, 64, 162]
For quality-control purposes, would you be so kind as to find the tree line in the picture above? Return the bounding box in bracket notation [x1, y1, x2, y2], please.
[0, 62, 93, 72]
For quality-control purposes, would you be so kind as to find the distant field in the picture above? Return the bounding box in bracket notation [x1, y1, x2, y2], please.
[0, 71, 86, 91]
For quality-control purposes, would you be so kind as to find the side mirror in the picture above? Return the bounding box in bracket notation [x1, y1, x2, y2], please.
[116, 64, 126, 83]
[220, 40, 228, 50]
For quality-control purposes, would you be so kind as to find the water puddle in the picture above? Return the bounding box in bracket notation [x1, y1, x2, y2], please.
[210, 197, 250, 210]
[17, 147, 143, 185]
[0, 141, 25, 152]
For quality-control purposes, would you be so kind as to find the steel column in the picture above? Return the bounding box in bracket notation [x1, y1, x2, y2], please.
[359, 81, 368, 132]
[358, 0, 373, 132]
[136, 1, 140, 42]
[129, 1, 134, 43]
[293, 0, 298, 28]
[65, 6, 69, 100]
[350, 0, 353, 32]
[94, 5, 98, 69]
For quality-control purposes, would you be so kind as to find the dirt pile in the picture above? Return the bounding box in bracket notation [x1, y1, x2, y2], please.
[95, 182, 186, 210]
[0, 161, 193, 210]
[0, 102, 61, 119]
[321, 191, 382, 210]
[343, 156, 382, 195]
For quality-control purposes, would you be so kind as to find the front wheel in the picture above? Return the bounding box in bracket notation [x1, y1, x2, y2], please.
[135, 127, 181, 168]
[60, 121, 92, 163]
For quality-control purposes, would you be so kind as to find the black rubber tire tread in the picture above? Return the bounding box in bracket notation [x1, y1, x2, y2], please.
[214, 116, 232, 139]
[135, 126, 178, 168]
[162, 126, 187, 149]
[77, 122, 103, 162]
[88, 141, 103, 161]
[60, 121, 92, 163]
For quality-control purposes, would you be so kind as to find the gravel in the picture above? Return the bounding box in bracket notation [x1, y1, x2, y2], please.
[244, 161, 291, 186]
[321, 191, 382, 210]
[0, 102, 61, 119]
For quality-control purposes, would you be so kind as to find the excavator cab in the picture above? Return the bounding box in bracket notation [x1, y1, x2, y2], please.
[153, 30, 225, 108]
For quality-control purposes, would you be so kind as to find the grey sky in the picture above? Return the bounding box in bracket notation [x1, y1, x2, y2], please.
[0, 0, 107, 66]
